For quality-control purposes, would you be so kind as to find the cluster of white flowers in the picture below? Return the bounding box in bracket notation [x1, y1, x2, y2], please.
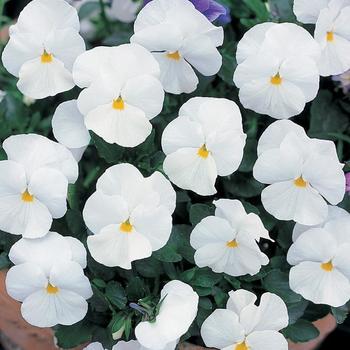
[253, 120, 345, 225]
[0, 0, 349, 348]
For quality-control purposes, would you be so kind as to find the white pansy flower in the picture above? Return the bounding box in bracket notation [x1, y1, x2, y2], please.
[107, 0, 142, 23]
[201, 289, 289, 350]
[314, 0, 350, 76]
[135, 280, 198, 350]
[234, 23, 321, 119]
[0, 134, 78, 238]
[131, 0, 223, 94]
[52, 100, 91, 161]
[162, 97, 246, 196]
[190, 199, 272, 276]
[73, 44, 164, 147]
[83, 163, 176, 268]
[292, 205, 349, 241]
[253, 120, 345, 225]
[1, 0, 85, 99]
[287, 219, 350, 307]
[6, 232, 91, 327]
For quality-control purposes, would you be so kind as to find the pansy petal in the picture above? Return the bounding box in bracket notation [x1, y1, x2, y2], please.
[163, 148, 217, 196]
[246, 330, 288, 350]
[5, 263, 47, 302]
[28, 168, 68, 218]
[83, 191, 129, 234]
[227, 289, 257, 314]
[17, 57, 74, 99]
[85, 102, 152, 147]
[289, 261, 350, 307]
[52, 100, 90, 149]
[261, 181, 328, 225]
[201, 309, 244, 348]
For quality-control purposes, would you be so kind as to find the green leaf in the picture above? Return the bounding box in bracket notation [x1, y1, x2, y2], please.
[331, 304, 349, 324]
[287, 299, 309, 325]
[309, 90, 349, 135]
[135, 257, 164, 278]
[79, 1, 100, 19]
[105, 281, 127, 309]
[191, 267, 222, 288]
[243, 0, 269, 21]
[223, 173, 264, 198]
[189, 203, 215, 226]
[218, 41, 237, 85]
[238, 139, 258, 173]
[153, 244, 182, 263]
[268, 0, 296, 22]
[92, 133, 125, 163]
[283, 319, 320, 343]
[55, 321, 93, 349]
[126, 277, 147, 301]
[65, 209, 86, 240]
[263, 270, 302, 304]
[0, 252, 9, 270]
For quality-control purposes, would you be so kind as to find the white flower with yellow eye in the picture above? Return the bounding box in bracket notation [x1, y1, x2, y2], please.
[1, 0, 85, 99]
[0, 134, 78, 238]
[6, 232, 91, 327]
[287, 218, 350, 307]
[190, 199, 272, 276]
[314, 0, 350, 76]
[135, 280, 199, 350]
[131, 0, 223, 94]
[73, 44, 164, 147]
[253, 120, 345, 225]
[234, 22, 321, 119]
[83, 163, 176, 269]
[201, 289, 289, 350]
[52, 100, 91, 161]
[161, 97, 246, 196]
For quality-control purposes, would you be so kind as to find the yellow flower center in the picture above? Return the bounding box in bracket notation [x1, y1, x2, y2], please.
[120, 219, 133, 233]
[41, 50, 53, 63]
[166, 51, 181, 61]
[270, 73, 282, 85]
[294, 176, 308, 188]
[236, 341, 249, 350]
[113, 97, 125, 110]
[321, 261, 333, 272]
[197, 144, 210, 158]
[46, 283, 59, 294]
[326, 31, 334, 42]
[226, 239, 238, 248]
[21, 190, 34, 202]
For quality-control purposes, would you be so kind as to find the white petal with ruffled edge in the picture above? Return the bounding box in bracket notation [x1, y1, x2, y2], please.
[201, 309, 244, 349]
[87, 224, 153, 268]
[163, 148, 217, 196]
[246, 330, 288, 350]
[52, 100, 90, 149]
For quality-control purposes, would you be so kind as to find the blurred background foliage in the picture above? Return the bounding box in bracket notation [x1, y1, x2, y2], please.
[0, 0, 349, 348]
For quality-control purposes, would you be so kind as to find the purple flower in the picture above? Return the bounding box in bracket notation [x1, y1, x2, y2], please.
[346, 173, 350, 193]
[143, 0, 231, 23]
[332, 70, 350, 94]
